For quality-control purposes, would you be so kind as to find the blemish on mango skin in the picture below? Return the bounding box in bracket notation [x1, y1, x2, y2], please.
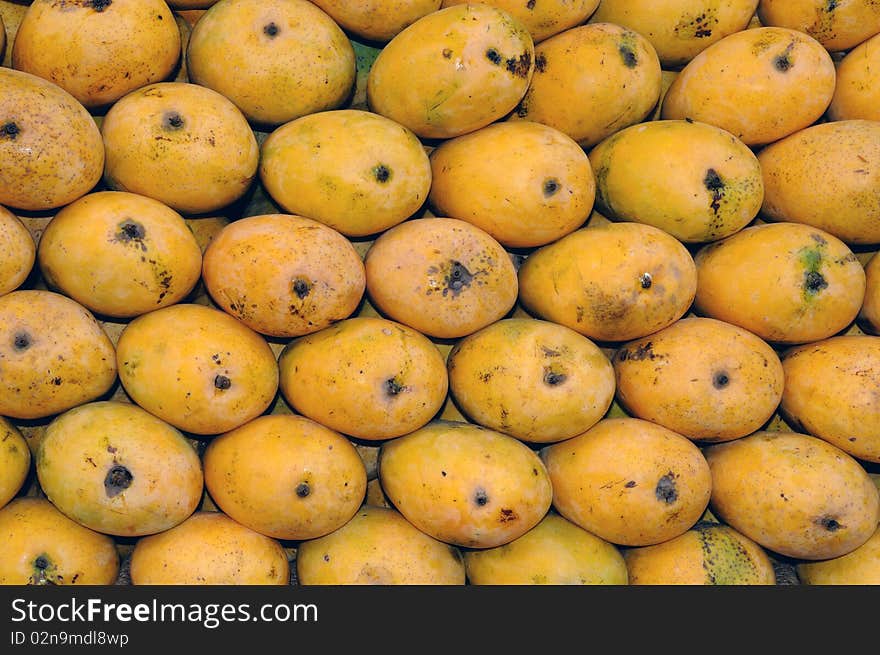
[695, 522, 764, 585]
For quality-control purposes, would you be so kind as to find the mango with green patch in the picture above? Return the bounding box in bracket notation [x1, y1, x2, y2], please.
[623, 520, 776, 585]
[693, 221, 866, 344]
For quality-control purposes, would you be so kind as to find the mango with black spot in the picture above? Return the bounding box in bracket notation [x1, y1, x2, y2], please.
[517, 221, 697, 343]
[624, 520, 776, 585]
[0, 67, 104, 212]
[115, 302, 278, 435]
[661, 26, 836, 146]
[757, 119, 880, 246]
[463, 512, 628, 585]
[589, 119, 763, 244]
[427, 119, 595, 248]
[364, 217, 518, 339]
[259, 109, 432, 238]
[693, 222, 866, 344]
[36, 400, 204, 537]
[201, 214, 366, 338]
[0, 289, 117, 420]
[541, 417, 712, 547]
[704, 430, 880, 560]
[367, 3, 535, 139]
[378, 419, 553, 549]
[278, 316, 448, 441]
[296, 504, 466, 585]
[0, 497, 119, 585]
[613, 316, 784, 443]
[37, 190, 203, 319]
[446, 317, 615, 444]
[588, 0, 759, 69]
[185, 0, 355, 127]
[756, 0, 880, 53]
[129, 511, 289, 585]
[509, 21, 661, 149]
[441, 0, 600, 43]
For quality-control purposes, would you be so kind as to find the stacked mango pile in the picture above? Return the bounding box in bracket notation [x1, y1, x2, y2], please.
[1, 0, 880, 586]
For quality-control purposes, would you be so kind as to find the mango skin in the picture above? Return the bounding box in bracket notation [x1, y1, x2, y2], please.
[779, 335, 880, 464]
[612, 316, 785, 443]
[100, 81, 259, 216]
[693, 222, 866, 345]
[204, 414, 366, 541]
[37, 190, 203, 319]
[541, 417, 712, 547]
[859, 252, 880, 334]
[623, 521, 776, 585]
[589, 119, 763, 244]
[0, 497, 119, 585]
[367, 3, 535, 139]
[278, 316, 448, 441]
[0, 204, 35, 296]
[447, 317, 615, 444]
[259, 109, 432, 238]
[428, 119, 595, 248]
[757, 119, 880, 246]
[297, 505, 466, 585]
[0, 67, 105, 212]
[36, 400, 204, 538]
[129, 511, 289, 585]
[364, 217, 519, 340]
[798, 525, 880, 585]
[509, 22, 662, 149]
[310, 0, 442, 43]
[704, 431, 880, 560]
[378, 420, 553, 549]
[201, 213, 366, 338]
[12, 0, 181, 109]
[517, 222, 697, 343]
[757, 0, 880, 53]
[588, 0, 759, 68]
[441, 0, 600, 43]
[185, 0, 355, 127]
[661, 26, 837, 146]
[115, 302, 279, 436]
[0, 416, 30, 510]
[827, 32, 880, 121]
[0, 289, 118, 420]
[463, 512, 628, 585]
